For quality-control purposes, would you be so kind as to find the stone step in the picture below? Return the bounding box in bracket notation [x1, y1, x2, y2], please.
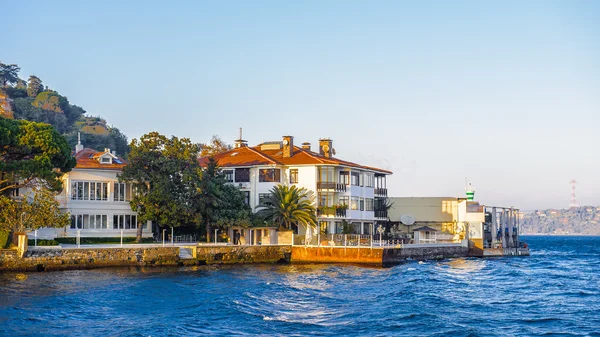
[179, 248, 193, 259]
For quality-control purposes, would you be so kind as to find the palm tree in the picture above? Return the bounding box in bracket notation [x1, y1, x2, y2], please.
[256, 184, 317, 231]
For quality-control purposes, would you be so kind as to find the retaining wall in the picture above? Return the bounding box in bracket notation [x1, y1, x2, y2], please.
[0, 247, 179, 272]
[382, 246, 469, 266]
[194, 245, 291, 264]
[291, 246, 384, 265]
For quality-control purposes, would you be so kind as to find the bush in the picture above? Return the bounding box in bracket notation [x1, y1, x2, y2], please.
[0, 231, 11, 248]
[28, 239, 59, 246]
[55, 237, 154, 244]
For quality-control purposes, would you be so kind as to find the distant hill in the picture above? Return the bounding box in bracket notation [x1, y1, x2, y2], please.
[521, 206, 600, 235]
[0, 62, 129, 156]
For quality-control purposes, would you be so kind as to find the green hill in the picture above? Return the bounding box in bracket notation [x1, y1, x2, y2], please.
[0, 61, 129, 156]
[521, 206, 600, 235]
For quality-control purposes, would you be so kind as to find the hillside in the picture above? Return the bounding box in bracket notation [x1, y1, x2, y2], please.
[521, 206, 600, 235]
[0, 62, 129, 156]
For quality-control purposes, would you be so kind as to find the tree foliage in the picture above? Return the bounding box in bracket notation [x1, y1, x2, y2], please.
[200, 135, 232, 157]
[27, 75, 44, 97]
[0, 188, 70, 233]
[119, 132, 203, 242]
[196, 158, 252, 241]
[0, 117, 76, 195]
[256, 184, 317, 231]
[0, 62, 20, 87]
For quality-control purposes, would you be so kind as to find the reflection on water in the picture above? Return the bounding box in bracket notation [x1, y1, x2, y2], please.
[1, 236, 600, 336]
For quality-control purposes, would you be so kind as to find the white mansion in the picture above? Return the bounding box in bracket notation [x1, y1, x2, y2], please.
[36, 140, 150, 239]
[199, 136, 392, 236]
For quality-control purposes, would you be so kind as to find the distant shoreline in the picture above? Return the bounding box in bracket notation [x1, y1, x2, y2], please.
[521, 233, 600, 236]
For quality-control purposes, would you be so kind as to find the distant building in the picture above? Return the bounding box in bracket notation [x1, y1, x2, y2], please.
[199, 135, 392, 236]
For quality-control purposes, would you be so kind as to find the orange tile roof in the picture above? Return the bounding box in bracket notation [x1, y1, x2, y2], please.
[73, 148, 127, 170]
[200, 145, 392, 174]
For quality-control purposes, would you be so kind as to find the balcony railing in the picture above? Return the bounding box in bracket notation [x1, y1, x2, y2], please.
[374, 188, 387, 196]
[375, 210, 388, 219]
[317, 182, 347, 192]
[317, 207, 348, 218]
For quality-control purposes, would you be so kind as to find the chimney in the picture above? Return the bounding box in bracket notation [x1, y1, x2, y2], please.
[75, 132, 84, 153]
[112, 151, 116, 156]
[301, 142, 311, 151]
[319, 138, 333, 158]
[234, 127, 248, 148]
[282, 136, 294, 158]
[105, 148, 110, 153]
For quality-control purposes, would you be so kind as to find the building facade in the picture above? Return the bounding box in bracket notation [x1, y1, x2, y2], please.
[200, 136, 392, 236]
[36, 141, 150, 239]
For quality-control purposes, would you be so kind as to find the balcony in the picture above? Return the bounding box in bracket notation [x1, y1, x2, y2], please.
[374, 188, 387, 196]
[317, 182, 347, 192]
[375, 210, 388, 219]
[317, 206, 348, 218]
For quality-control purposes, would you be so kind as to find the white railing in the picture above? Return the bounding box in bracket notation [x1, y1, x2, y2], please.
[293, 234, 374, 247]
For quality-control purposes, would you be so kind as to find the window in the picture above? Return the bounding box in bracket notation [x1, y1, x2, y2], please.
[366, 198, 374, 211]
[113, 182, 132, 202]
[113, 214, 145, 229]
[339, 196, 349, 206]
[243, 191, 250, 206]
[289, 169, 298, 184]
[235, 168, 250, 182]
[71, 181, 108, 201]
[351, 172, 360, 186]
[360, 198, 364, 211]
[259, 169, 280, 182]
[351, 197, 359, 210]
[70, 214, 108, 229]
[339, 171, 349, 185]
[223, 170, 234, 182]
[318, 166, 334, 183]
[258, 193, 270, 206]
[319, 193, 334, 207]
[101, 157, 111, 164]
[365, 174, 374, 187]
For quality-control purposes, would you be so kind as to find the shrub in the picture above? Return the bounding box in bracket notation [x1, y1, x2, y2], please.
[28, 239, 59, 246]
[55, 237, 154, 244]
[0, 231, 11, 248]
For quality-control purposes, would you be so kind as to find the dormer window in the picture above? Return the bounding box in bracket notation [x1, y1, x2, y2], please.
[100, 156, 112, 164]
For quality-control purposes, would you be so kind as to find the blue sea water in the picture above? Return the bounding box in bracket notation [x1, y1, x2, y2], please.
[1, 236, 599, 336]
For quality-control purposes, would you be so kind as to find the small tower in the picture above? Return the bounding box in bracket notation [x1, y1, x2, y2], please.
[465, 180, 475, 201]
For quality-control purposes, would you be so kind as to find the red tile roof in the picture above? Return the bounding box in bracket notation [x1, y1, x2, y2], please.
[199, 145, 392, 174]
[73, 148, 127, 170]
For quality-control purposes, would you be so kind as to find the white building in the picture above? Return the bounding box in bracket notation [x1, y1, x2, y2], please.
[37, 140, 150, 239]
[199, 136, 392, 236]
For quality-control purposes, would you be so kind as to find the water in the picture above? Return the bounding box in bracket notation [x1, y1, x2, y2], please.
[1, 236, 599, 336]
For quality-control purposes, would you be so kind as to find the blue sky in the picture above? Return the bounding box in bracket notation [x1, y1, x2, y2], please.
[3, 0, 599, 210]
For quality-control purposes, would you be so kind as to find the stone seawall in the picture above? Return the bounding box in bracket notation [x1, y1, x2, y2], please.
[0, 247, 180, 272]
[195, 245, 291, 264]
[382, 246, 469, 266]
[291, 247, 384, 265]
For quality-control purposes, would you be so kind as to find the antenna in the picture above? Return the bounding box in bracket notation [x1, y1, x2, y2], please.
[569, 180, 578, 208]
[239, 127, 242, 140]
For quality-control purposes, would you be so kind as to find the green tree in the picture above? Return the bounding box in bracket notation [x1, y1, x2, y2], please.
[27, 75, 43, 97]
[256, 184, 317, 232]
[0, 188, 70, 233]
[200, 135, 232, 157]
[196, 158, 252, 241]
[119, 132, 203, 242]
[0, 117, 76, 195]
[0, 62, 20, 87]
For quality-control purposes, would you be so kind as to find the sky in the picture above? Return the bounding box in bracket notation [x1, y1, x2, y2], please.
[3, 0, 599, 210]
